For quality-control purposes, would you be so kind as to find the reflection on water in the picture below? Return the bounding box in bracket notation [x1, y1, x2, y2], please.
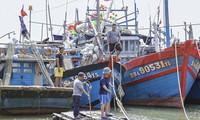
[0, 104, 200, 120]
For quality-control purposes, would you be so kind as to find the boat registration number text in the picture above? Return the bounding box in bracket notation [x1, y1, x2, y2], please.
[69, 72, 99, 81]
[191, 60, 200, 72]
[130, 61, 172, 78]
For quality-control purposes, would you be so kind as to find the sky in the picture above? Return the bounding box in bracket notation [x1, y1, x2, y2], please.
[0, 0, 200, 43]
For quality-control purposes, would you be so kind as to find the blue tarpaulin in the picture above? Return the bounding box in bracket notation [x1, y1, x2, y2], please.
[53, 35, 63, 41]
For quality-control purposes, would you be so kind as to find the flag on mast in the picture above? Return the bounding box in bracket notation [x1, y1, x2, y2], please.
[21, 5, 27, 17]
[19, 16, 29, 39]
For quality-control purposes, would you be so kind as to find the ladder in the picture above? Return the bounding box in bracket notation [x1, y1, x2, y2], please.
[31, 44, 54, 87]
[3, 43, 14, 85]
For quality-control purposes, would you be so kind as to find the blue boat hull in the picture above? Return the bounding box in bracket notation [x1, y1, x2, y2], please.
[122, 41, 200, 107]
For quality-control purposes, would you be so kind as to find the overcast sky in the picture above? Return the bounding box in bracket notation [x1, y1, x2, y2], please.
[0, 0, 200, 43]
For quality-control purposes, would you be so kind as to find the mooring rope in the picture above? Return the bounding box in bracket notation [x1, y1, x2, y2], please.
[174, 40, 189, 120]
[111, 55, 129, 120]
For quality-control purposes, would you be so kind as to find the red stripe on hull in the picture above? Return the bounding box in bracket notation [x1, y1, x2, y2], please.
[124, 40, 199, 71]
[122, 67, 182, 88]
[180, 41, 192, 98]
[187, 66, 197, 80]
[123, 45, 185, 71]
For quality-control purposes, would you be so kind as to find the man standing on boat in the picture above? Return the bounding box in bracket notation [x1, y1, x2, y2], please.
[54, 46, 65, 87]
[107, 23, 122, 58]
[99, 67, 114, 119]
[73, 72, 90, 119]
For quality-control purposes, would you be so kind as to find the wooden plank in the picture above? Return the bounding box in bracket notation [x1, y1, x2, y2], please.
[52, 113, 69, 120]
[61, 111, 74, 119]
[61, 111, 94, 120]
[81, 111, 127, 120]
[53, 111, 127, 120]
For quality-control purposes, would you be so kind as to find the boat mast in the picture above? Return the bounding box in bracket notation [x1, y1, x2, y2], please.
[45, 0, 49, 38]
[134, 0, 138, 34]
[47, 2, 54, 41]
[63, 0, 68, 41]
[29, 5, 32, 39]
[96, 0, 100, 35]
[164, 0, 170, 47]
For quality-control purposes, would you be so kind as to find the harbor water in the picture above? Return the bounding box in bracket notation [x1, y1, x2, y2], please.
[0, 104, 200, 120]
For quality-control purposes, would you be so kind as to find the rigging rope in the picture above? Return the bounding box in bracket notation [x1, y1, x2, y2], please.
[130, 23, 200, 31]
[111, 55, 129, 120]
[174, 40, 189, 120]
[32, 0, 80, 13]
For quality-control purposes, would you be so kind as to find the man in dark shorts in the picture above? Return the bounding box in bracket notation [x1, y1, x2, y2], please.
[99, 67, 114, 119]
[107, 23, 122, 58]
[73, 72, 90, 119]
[54, 46, 65, 87]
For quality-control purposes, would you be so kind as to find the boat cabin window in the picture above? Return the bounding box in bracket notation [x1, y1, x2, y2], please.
[24, 69, 32, 73]
[121, 40, 139, 52]
[24, 63, 32, 68]
[130, 41, 134, 51]
[13, 69, 20, 73]
[13, 63, 20, 67]
[125, 41, 128, 51]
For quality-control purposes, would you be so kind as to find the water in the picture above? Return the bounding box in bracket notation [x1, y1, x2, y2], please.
[0, 104, 200, 120]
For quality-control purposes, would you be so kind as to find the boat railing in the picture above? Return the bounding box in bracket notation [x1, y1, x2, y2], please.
[0, 43, 62, 47]
[0, 43, 82, 61]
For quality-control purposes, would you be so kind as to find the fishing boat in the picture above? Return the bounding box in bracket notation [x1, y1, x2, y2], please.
[0, 43, 73, 114]
[122, 40, 200, 107]
[120, 0, 200, 107]
[48, 0, 142, 109]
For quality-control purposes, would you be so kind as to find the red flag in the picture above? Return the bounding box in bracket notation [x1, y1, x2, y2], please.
[21, 5, 27, 17]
